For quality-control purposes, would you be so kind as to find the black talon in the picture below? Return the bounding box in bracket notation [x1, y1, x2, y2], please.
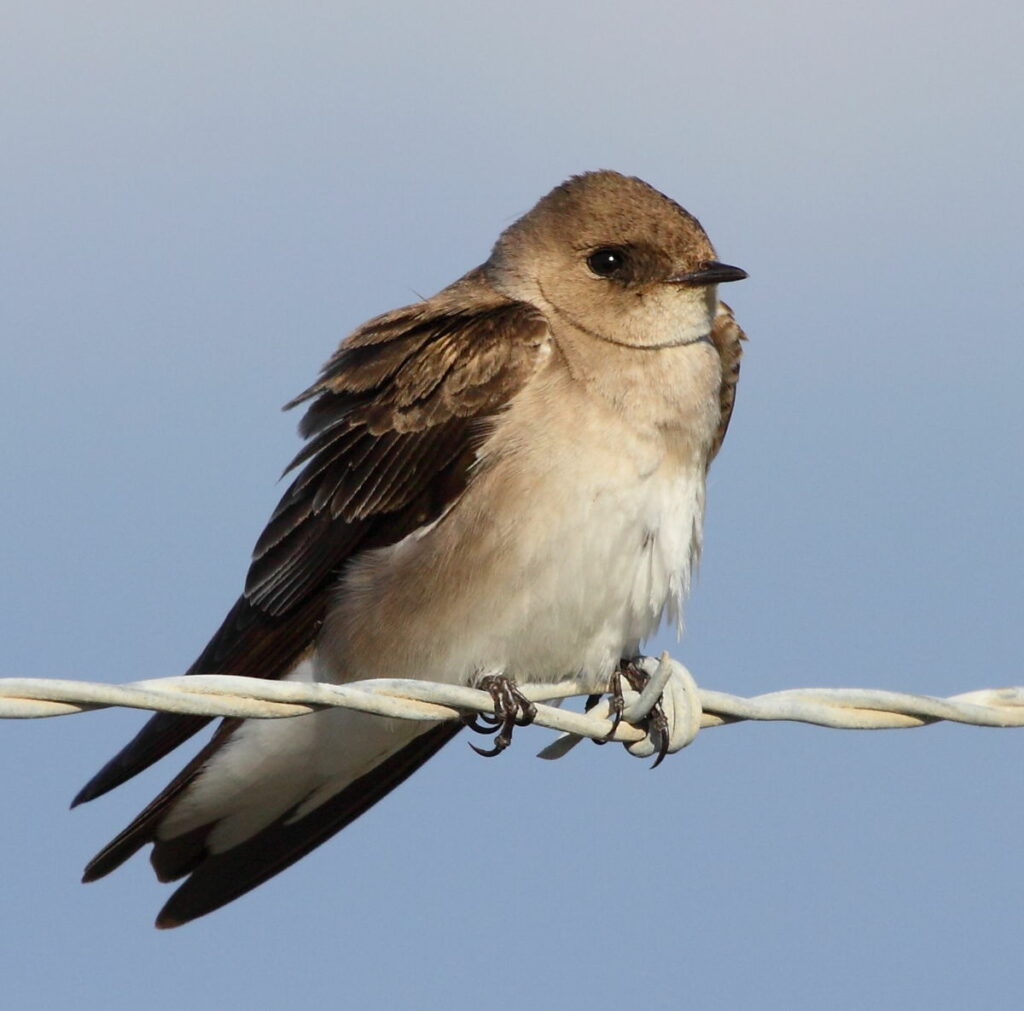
[461, 712, 500, 735]
[513, 704, 537, 728]
[594, 658, 672, 767]
[463, 674, 536, 758]
[594, 663, 630, 744]
[469, 739, 506, 758]
[649, 707, 670, 769]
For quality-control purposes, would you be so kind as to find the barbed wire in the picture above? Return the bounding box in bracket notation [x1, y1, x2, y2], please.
[2, 653, 1022, 761]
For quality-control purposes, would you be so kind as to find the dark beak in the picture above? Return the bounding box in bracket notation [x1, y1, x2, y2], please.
[666, 260, 748, 286]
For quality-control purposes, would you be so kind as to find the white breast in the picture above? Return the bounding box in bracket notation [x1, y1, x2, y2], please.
[320, 342, 719, 695]
[495, 453, 706, 691]
[166, 440, 710, 848]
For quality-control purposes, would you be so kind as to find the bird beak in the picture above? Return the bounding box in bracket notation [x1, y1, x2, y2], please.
[666, 260, 748, 286]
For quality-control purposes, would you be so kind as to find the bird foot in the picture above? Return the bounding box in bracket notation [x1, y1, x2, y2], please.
[588, 661, 631, 744]
[463, 674, 537, 757]
[601, 658, 671, 767]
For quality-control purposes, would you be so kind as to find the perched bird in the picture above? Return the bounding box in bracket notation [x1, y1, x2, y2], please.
[74, 170, 747, 927]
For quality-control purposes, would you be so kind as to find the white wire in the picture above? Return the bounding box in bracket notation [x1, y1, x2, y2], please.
[2, 652, 1022, 761]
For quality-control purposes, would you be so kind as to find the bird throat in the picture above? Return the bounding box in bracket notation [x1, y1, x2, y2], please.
[538, 283, 713, 352]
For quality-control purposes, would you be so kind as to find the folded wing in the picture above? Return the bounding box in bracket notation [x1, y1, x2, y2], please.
[76, 269, 549, 925]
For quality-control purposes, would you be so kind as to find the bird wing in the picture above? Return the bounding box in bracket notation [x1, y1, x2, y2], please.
[707, 300, 747, 464]
[76, 269, 549, 925]
[75, 268, 548, 807]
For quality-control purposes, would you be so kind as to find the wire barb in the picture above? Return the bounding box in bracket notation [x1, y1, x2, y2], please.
[1, 656, 1023, 763]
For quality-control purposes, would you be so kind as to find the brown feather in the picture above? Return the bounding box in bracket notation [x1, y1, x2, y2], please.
[708, 300, 747, 464]
[81, 718, 244, 878]
[74, 175, 746, 925]
[75, 271, 548, 872]
[151, 722, 462, 928]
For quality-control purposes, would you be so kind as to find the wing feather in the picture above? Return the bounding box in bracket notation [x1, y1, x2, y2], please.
[74, 270, 547, 810]
[74, 268, 743, 924]
[708, 300, 747, 464]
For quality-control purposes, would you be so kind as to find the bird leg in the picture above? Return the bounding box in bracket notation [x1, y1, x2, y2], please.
[590, 664, 629, 745]
[604, 658, 671, 767]
[463, 674, 537, 757]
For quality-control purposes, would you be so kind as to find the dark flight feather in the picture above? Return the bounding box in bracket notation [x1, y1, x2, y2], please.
[74, 272, 548, 915]
[74, 264, 744, 924]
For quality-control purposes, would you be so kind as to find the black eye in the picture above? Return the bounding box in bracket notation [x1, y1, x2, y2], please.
[586, 247, 627, 278]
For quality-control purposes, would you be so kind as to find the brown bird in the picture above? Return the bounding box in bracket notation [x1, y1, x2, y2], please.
[74, 170, 747, 927]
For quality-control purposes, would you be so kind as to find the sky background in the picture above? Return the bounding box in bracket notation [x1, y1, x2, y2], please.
[2, 1, 1022, 1008]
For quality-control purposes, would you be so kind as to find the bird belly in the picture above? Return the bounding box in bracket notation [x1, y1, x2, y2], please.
[319, 446, 707, 695]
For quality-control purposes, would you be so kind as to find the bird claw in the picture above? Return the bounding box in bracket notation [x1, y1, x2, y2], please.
[463, 674, 537, 757]
[646, 707, 671, 769]
[610, 658, 670, 767]
[538, 654, 699, 764]
[589, 668, 628, 745]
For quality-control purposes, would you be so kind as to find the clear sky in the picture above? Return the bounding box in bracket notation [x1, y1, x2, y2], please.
[2, 2, 1022, 1008]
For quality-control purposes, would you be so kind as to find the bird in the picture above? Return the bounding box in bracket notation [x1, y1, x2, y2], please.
[73, 170, 748, 927]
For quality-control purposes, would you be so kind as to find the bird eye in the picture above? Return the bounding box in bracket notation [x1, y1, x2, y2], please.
[586, 247, 627, 278]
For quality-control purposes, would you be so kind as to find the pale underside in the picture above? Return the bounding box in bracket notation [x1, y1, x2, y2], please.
[76, 178, 748, 927]
[160, 318, 724, 851]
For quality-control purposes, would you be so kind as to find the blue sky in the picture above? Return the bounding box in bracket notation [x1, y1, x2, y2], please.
[2, 2, 1022, 1008]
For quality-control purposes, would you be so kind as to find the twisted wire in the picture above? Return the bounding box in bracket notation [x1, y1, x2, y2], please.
[1, 654, 1021, 761]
